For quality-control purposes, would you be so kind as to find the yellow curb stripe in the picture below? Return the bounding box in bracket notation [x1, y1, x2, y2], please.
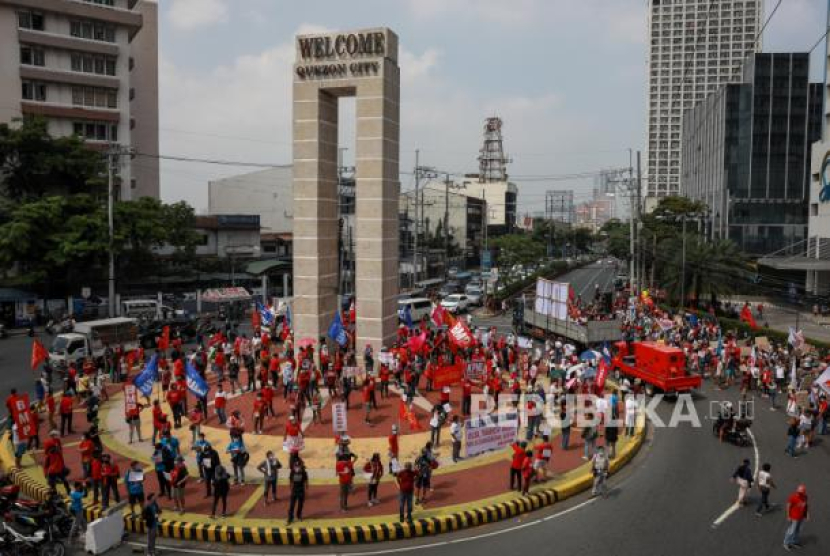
[0, 423, 646, 546]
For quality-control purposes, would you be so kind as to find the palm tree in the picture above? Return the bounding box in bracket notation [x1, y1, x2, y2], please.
[658, 235, 747, 306]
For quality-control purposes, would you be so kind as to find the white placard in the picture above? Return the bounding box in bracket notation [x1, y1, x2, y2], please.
[331, 401, 348, 433]
[464, 413, 519, 458]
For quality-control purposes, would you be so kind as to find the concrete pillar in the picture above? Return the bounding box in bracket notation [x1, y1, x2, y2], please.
[283, 273, 290, 298]
[261, 275, 268, 304]
[292, 86, 339, 342]
[196, 289, 202, 314]
[355, 59, 400, 352]
[292, 28, 400, 351]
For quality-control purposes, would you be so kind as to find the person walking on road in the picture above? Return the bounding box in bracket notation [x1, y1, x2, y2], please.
[591, 446, 609, 497]
[783, 484, 809, 551]
[755, 462, 775, 516]
[732, 458, 753, 506]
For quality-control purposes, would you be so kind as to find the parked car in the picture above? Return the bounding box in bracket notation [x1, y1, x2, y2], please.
[397, 298, 433, 323]
[438, 282, 461, 298]
[465, 287, 483, 306]
[441, 294, 470, 314]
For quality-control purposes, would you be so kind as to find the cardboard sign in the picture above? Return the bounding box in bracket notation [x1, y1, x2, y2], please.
[10, 393, 36, 441]
[465, 358, 487, 381]
[433, 362, 465, 389]
[754, 336, 770, 351]
[331, 401, 348, 433]
[124, 384, 138, 416]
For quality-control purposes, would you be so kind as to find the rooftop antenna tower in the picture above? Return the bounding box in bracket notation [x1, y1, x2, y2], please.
[478, 116, 511, 183]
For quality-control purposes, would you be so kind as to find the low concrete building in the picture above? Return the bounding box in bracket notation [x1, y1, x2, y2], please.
[208, 167, 293, 234]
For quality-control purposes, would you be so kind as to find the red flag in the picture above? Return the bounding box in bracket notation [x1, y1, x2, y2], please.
[406, 407, 423, 431]
[208, 331, 224, 347]
[406, 332, 428, 355]
[349, 301, 356, 326]
[596, 358, 609, 391]
[431, 305, 447, 328]
[740, 305, 757, 329]
[448, 319, 475, 349]
[31, 339, 48, 370]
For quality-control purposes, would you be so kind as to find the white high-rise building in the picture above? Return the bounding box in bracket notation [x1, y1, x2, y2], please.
[645, 0, 763, 202]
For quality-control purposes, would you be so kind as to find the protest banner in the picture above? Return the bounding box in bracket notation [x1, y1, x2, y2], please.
[331, 401, 348, 433]
[464, 412, 519, 458]
[465, 358, 487, 381]
[432, 361, 465, 389]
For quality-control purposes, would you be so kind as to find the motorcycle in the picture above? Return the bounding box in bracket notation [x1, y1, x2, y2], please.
[0, 520, 65, 556]
[1, 489, 72, 540]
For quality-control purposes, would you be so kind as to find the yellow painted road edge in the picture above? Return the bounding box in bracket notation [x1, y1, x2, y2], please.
[0, 413, 645, 546]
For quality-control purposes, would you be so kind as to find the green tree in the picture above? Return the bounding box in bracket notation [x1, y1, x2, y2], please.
[489, 234, 545, 270]
[0, 118, 105, 202]
[657, 235, 748, 305]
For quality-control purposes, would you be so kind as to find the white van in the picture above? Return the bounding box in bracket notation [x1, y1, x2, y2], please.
[120, 299, 174, 320]
[397, 298, 433, 323]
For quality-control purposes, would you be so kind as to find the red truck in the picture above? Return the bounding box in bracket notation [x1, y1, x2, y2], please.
[612, 341, 702, 395]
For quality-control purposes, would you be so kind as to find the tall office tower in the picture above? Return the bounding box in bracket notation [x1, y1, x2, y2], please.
[645, 0, 763, 203]
[0, 0, 159, 200]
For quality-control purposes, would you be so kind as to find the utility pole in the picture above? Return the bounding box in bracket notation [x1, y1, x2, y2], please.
[105, 143, 133, 317]
[444, 173, 450, 280]
[636, 151, 643, 294]
[413, 149, 420, 287]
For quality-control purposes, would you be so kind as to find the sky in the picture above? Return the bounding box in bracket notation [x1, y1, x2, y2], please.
[157, 0, 829, 215]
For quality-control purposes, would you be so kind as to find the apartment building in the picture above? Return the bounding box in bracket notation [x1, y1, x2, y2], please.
[0, 0, 159, 199]
[646, 0, 762, 203]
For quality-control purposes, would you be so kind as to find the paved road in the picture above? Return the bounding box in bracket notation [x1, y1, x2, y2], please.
[93, 380, 828, 556]
[560, 259, 619, 301]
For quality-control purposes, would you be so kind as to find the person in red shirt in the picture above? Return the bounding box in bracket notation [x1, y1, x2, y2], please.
[101, 454, 120, 509]
[59, 391, 74, 436]
[284, 415, 301, 440]
[262, 382, 275, 417]
[388, 424, 400, 471]
[43, 431, 70, 495]
[336, 455, 354, 512]
[151, 400, 165, 445]
[45, 389, 57, 430]
[784, 485, 809, 549]
[520, 449, 534, 495]
[78, 433, 95, 479]
[379, 364, 390, 399]
[462, 378, 473, 416]
[534, 436, 553, 482]
[166, 382, 184, 428]
[396, 461, 417, 523]
[510, 441, 526, 491]
[253, 392, 266, 435]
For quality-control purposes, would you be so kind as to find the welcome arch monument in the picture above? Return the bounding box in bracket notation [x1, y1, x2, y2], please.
[292, 28, 400, 352]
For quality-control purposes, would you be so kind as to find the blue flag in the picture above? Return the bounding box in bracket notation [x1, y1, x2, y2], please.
[688, 313, 699, 327]
[327, 311, 349, 347]
[403, 304, 413, 328]
[185, 360, 209, 399]
[257, 301, 275, 327]
[133, 354, 158, 397]
[285, 303, 292, 329]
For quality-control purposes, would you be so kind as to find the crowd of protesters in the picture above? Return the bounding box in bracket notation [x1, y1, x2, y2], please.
[5, 289, 827, 550]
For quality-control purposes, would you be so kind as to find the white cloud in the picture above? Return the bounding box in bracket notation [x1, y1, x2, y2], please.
[167, 0, 228, 31]
[406, 0, 542, 26]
